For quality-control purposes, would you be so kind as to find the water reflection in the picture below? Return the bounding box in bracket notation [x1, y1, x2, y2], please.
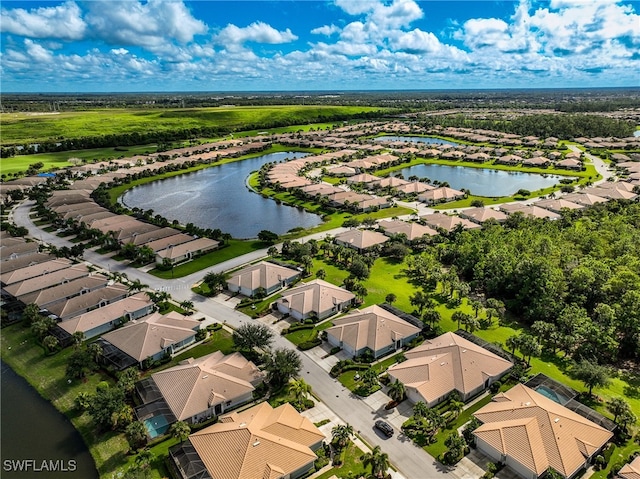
[121, 151, 323, 239]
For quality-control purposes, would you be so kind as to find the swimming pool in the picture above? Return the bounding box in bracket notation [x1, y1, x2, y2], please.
[143, 415, 171, 438]
[535, 385, 570, 405]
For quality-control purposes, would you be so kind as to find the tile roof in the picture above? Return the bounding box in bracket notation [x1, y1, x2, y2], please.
[227, 261, 300, 293]
[189, 402, 324, 479]
[58, 292, 153, 335]
[155, 237, 220, 260]
[618, 456, 640, 479]
[474, 384, 613, 478]
[151, 351, 264, 421]
[378, 220, 438, 240]
[387, 332, 512, 403]
[335, 229, 389, 250]
[18, 273, 108, 306]
[46, 283, 129, 319]
[1, 258, 73, 287]
[326, 304, 421, 353]
[101, 311, 200, 361]
[276, 279, 355, 316]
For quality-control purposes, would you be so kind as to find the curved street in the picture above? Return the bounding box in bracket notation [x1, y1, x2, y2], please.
[13, 200, 482, 479]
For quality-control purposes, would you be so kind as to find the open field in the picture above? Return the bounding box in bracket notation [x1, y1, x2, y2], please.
[0, 105, 385, 146]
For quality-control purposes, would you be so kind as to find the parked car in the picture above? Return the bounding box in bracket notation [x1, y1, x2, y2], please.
[375, 420, 394, 437]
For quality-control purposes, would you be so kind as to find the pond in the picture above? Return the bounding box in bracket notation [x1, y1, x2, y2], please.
[1, 361, 98, 479]
[396, 163, 566, 197]
[374, 135, 461, 146]
[120, 151, 323, 239]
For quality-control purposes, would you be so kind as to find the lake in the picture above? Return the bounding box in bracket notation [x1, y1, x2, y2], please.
[121, 151, 323, 239]
[1, 361, 98, 479]
[396, 163, 565, 197]
[374, 135, 460, 146]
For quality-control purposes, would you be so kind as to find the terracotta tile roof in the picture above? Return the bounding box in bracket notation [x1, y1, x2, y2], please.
[618, 456, 640, 479]
[18, 273, 108, 306]
[421, 213, 481, 232]
[143, 233, 195, 253]
[460, 207, 508, 223]
[474, 384, 613, 478]
[155, 237, 220, 260]
[378, 220, 438, 240]
[326, 305, 421, 354]
[58, 292, 153, 335]
[46, 283, 129, 319]
[335, 229, 389, 250]
[1, 258, 73, 287]
[101, 311, 200, 361]
[388, 332, 512, 403]
[189, 402, 324, 479]
[0, 253, 55, 274]
[227, 261, 300, 293]
[151, 351, 264, 421]
[276, 279, 354, 317]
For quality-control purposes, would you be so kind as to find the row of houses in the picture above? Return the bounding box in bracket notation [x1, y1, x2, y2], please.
[45, 189, 221, 266]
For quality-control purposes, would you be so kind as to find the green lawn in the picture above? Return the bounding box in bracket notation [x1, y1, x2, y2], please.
[157, 329, 236, 371]
[313, 440, 368, 479]
[424, 394, 494, 459]
[149, 240, 265, 279]
[285, 320, 334, 346]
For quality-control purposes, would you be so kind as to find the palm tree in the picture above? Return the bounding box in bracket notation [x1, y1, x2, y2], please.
[361, 445, 390, 479]
[71, 331, 85, 347]
[169, 421, 191, 442]
[413, 401, 430, 418]
[88, 342, 103, 364]
[128, 279, 148, 293]
[331, 423, 353, 449]
[289, 378, 312, 409]
[450, 399, 464, 419]
[43, 335, 59, 353]
[179, 300, 194, 313]
[387, 379, 405, 403]
[361, 368, 379, 391]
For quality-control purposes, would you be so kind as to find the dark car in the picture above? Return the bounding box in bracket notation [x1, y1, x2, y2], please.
[375, 420, 394, 437]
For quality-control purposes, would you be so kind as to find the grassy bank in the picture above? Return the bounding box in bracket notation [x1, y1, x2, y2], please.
[0, 324, 130, 479]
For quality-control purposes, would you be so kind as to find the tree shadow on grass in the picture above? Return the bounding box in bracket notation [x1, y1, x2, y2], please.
[98, 449, 127, 478]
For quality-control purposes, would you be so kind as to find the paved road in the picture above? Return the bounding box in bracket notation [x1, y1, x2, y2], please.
[14, 201, 454, 479]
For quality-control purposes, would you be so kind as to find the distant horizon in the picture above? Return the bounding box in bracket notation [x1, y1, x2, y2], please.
[2, 86, 639, 96]
[1, 1, 638, 92]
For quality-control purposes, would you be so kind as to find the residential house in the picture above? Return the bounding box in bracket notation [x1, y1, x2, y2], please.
[136, 351, 263, 429]
[0, 253, 55, 274]
[1, 240, 40, 261]
[17, 274, 108, 309]
[421, 213, 481, 232]
[618, 456, 640, 479]
[226, 261, 300, 297]
[1, 258, 74, 287]
[155, 238, 220, 265]
[326, 305, 421, 359]
[418, 187, 465, 205]
[99, 311, 201, 369]
[387, 332, 513, 406]
[57, 292, 154, 339]
[45, 283, 129, 320]
[377, 219, 438, 241]
[169, 402, 325, 479]
[534, 199, 584, 213]
[460, 207, 508, 224]
[275, 279, 355, 321]
[334, 229, 389, 251]
[473, 383, 613, 479]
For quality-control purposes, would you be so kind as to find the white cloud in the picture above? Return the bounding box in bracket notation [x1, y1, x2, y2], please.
[85, 0, 206, 48]
[216, 21, 298, 45]
[311, 24, 340, 36]
[111, 48, 129, 56]
[0, 1, 86, 40]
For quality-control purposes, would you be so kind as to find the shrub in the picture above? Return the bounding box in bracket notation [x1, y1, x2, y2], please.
[330, 346, 341, 355]
[489, 380, 502, 393]
[298, 338, 322, 350]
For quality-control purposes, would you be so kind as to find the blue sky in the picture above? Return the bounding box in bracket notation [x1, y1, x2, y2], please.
[1, 0, 639, 92]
